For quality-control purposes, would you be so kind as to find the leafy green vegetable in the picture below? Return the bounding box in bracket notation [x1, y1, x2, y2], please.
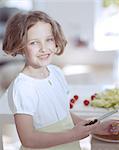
[90, 88, 119, 109]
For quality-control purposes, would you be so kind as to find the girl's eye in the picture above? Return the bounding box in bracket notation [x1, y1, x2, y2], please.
[30, 41, 39, 45]
[47, 38, 54, 42]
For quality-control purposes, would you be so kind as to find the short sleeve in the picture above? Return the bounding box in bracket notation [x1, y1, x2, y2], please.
[8, 81, 38, 116]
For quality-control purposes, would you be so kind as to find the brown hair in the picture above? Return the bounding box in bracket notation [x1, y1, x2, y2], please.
[2, 11, 67, 56]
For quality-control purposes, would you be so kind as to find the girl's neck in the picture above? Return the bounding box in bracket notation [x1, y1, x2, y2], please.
[21, 65, 49, 79]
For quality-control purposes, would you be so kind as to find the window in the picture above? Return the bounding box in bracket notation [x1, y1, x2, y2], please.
[94, 0, 119, 51]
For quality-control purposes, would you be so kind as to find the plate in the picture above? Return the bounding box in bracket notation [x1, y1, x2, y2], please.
[92, 134, 119, 143]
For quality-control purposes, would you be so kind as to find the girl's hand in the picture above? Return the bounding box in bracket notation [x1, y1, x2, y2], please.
[93, 120, 119, 135]
[72, 120, 100, 140]
[109, 120, 119, 135]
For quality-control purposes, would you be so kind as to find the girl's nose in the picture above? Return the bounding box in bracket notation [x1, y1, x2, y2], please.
[40, 43, 47, 52]
[40, 48, 46, 52]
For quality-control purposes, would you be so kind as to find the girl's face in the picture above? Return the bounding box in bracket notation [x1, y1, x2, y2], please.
[24, 21, 56, 68]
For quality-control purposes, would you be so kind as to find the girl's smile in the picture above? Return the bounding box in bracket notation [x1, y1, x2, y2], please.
[24, 21, 56, 69]
[38, 53, 52, 59]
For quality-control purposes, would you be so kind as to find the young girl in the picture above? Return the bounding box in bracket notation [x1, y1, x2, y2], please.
[2, 11, 119, 150]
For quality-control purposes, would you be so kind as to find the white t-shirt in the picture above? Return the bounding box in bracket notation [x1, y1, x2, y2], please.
[8, 65, 71, 129]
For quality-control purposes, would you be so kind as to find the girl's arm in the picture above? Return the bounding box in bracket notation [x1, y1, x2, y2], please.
[14, 114, 99, 149]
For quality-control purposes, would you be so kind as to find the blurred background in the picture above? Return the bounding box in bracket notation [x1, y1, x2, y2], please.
[0, 0, 119, 149]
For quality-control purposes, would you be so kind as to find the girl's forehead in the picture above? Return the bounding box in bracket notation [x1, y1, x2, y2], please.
[27, 21, 53, 41]
[28, 21, 53, 35]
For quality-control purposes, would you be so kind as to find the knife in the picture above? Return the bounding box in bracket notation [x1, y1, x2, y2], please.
[84, 109, 118, 126]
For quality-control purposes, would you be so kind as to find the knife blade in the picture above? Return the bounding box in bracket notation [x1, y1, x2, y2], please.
[98, 109, 118, 121]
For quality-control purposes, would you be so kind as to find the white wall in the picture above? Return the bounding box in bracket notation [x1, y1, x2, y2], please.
[33, 0, 95, 44]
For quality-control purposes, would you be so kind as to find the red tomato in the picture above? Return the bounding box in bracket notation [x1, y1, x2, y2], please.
[70, 98, 75, 103]
[83, 99, 90, 106]
[91, 95, 96, 100]
[74, 95, 79, 100]
[70, 103, 73, 109]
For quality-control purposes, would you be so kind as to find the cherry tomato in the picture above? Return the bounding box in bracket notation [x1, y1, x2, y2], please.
[74, 95, 79, 100]
[70, 103, 73, 109]
[70, 98, 75, 103]
[83, 99, 90, 106]
[91, 95, 96, 100]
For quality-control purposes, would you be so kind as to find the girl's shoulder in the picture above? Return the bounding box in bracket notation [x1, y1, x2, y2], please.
[48, 64, 63, 75]
[9, 73, 34, 91]
[48, 64, 66, 83]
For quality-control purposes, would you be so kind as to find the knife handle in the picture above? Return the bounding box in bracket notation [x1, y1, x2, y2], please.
[84, 119, 98, 126]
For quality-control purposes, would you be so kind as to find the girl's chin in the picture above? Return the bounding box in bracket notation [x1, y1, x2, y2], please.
[39, 59, 51, 66]
[33, 54, 53, 67]
[33, 63, 48, 69]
